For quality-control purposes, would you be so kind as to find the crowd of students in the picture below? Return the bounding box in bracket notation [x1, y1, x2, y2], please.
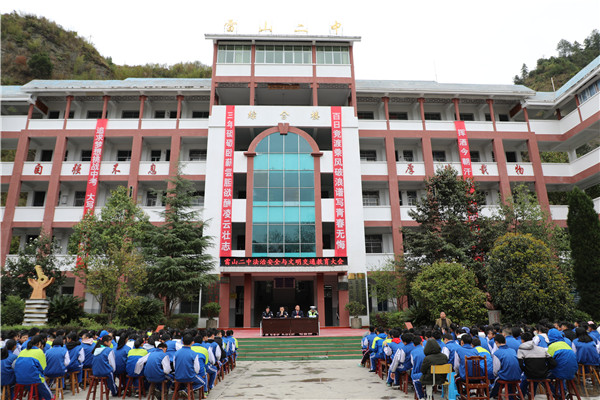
[1, 326, 238, 400]
[360, 319, 600, 399]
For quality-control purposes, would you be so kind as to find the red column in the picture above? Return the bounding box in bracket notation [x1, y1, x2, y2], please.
[349, 46, 357, 116]
[175, 95, 183, 129]
[63, 96, 73, 129]
[523, 107, 531, 132]
[0, 135, 30, 265]
[101, 95, 110, 119]
[422, 136, 434, 177]
[42, 135, 67, 231]
[418, 98, 426, 130]
[209, 43, 218, 115]
[385, 135, 403, 254]
[487, 99, 497, 131]
[556, 108, 562, 120]
[574, 95, 583, 122]
[317, 273, 325, 326]
[128, 134, 143, 201]
[243, 273, 252, 328]
[493, 138, 511, 202]
[452, 98, 460, 120]
[382, 97, 390, 130]
[527, 137, 551, 214]
[137, 95, 146, 129]
[218, 274, 230, 328]
[25, 103, 34, 129]
[167, 133, 182, 193]
[338, 277, 350, 327]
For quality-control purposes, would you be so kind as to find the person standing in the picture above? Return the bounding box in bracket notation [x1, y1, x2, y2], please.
[435, 312, 452, 332]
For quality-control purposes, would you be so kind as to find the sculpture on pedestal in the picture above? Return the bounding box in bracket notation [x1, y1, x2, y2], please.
[28, 265, 55, 300]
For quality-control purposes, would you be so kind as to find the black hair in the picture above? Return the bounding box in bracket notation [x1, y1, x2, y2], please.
[575, 327, 593, 343]
[161, 334, 171, 341]
[52, 336, 64, 346]
[521, 332, 534, 342]
[401, 333, 413, 344]
[133, 338, 144, 349]
[117, 333, 129, 350]
[182, 334, 194, 346]
[369, 326, 375, 333]
[495, 334, 506, 344]
[413, 336, 422, 346]
[1, 339, 17, 359]
[443, 333, 453, 341]
[194, 335, 203, 344]
[461, 334, 472, 345]
[472, 338, 481, 347]
[27, 335, 44, 350]
[156, 343, 168, 350]
[511, 327, 521, 338]
[226, 330, 233, 336]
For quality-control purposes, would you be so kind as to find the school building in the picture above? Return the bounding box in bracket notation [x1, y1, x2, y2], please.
[1, 32, 599, 328]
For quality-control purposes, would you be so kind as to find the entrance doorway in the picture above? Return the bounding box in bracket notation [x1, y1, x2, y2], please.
[254, 279, 314, 327]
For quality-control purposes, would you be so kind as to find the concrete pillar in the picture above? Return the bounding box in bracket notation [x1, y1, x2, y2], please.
[243, 273, 252, 328]
[218, 274, 230, 328]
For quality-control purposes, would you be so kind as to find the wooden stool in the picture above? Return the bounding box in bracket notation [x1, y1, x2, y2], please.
[171, 381, 204, 400]
[497, 380, 525, 400]
[146, 381, 168, 400]
[116, 373, 127, 397]
[122, 376, 145, 400]
[553, 379, 581, 400]
[1, 386, 11, 400]
[577, 364, 600, 387]
[86, 377, 110, 400]
[83, 368, 93, 391]
[13, 384, 39, 400]
[527, 379, 554, 400]
[396, 371, 410, 394]
[46, 376, 65, 400]
[66, 371, 80, 394]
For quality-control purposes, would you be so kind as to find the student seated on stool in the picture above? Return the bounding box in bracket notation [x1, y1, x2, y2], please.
[14, 335, 53, 400]
[91, 335, 118, 396]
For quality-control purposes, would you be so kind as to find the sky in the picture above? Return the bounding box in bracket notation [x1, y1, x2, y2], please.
[2, 0, 599, 85]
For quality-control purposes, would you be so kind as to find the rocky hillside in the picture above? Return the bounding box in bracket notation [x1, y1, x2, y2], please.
[1, 12, 211, 85]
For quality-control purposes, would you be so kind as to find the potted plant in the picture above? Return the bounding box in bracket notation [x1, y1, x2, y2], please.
[202, 302, 221, 329]
[345, 301, 366, 329]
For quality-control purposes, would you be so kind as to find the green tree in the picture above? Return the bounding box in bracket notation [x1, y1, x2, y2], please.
[27, 52, 53, 78]
[487, 233, 574, 323]
[567, 187, 600, 319]
[401, 166, 498, 286]
[1, 295, 26, 325]
[144, 174, 216, 318]
[411, 262, 487, 325]
[1, 229, 65, 302]
[69, 186, 151, 320]
[369, 264, 406, 311]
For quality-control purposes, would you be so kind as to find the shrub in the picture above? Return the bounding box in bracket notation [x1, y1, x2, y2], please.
[201, 302, 221, 319]
[27, 52, 53, 78]
[166, 314, 198, 330]
[372, 311, 405, 329]
[345, 301, 366, 318]
[115, 296, 164, 329]
[77, 317, 102, 331]
[1, 296, 25, 325]
[411, 262, 487, 326]
[87, 313, 110, 325]
[48, 295, 85, 325]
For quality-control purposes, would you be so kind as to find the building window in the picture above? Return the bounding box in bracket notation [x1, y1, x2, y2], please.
[146, 191, 158, 207]
[455, 113, 475, 121]
[68, 111, 74, 119]
[365, 234, 383, 254]
[359, 150, 377, 161]
[377, 300, 389, 312]
[121, 110, 139, 119]
[389, 112, 408, 120]
[150, 150, 162, 162]
[424, 112, 442, 121]
[255, 45, 312, 64]
[432, 151, 446, 162]
[362, 191, 380, 206]
[117, 150, 132, 161]
[191, 191, 205, 207]
[316, 46, 350, 65]
[470, 151, 481, 162]
[87, 110, 103, 119]
[33, 191, 46, 207]
[485, 113, 492, 121]
[48, 111, 60, 119]
[498, 114, 509, 122]
[407, 191, 418, 206]
[402, 150, 414, 162]
[40, 150, 53, 162]
[81, 150, 92, 162]
[357, 111, 374, 120]
[192, 111, 209, 118]
[217, 45, 251, 64]
[252, 133, 316, 257]
[505, 151, 517, 162]
[189, 149, 207, 161]
[74, 191, 86, 207]
[154, 110, 177, 119]
[578, 78, 600, 103]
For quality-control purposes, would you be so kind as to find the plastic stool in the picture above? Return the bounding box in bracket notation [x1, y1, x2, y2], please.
[122, 376, 145, 400]
[13, 384, 39, 400]
[86, 377, 110, 400]
[146, 381, 168, 400]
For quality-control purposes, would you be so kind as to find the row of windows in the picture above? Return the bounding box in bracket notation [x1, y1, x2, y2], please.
[47, 110, 209, 120]
[362, 191, 418, 206]
[217, 45, 350, 65]
[27, 149, 204, 163]
[579, 78, 600, 103]
[357, 111, 510, 121]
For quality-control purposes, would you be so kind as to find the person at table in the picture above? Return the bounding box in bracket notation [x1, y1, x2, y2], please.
[262, 306, 273, 319]
[307, 306, 318, 318]
[276, 306, 288, 318]
[291, 305, 304, 318]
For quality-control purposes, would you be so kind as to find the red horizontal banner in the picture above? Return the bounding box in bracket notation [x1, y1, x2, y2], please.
[220, 257, 348, 267]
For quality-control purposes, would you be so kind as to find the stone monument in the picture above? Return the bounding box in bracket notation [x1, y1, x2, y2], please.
[23, 265, 54, 326]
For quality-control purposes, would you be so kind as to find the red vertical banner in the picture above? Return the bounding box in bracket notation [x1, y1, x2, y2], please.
[83, 119, 108, 215]
[331, 106, 347, 257]
[219, 106, 235, 257]
[455, 121, 473, 179]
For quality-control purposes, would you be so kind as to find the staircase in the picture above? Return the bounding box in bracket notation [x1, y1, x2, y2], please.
[236, 336, 363, 361]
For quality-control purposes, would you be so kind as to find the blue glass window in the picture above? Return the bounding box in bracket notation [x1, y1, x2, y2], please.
[252, 133, 316, 257]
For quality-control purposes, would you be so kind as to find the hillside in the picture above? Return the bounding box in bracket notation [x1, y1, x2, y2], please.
[1, 12, 211, 85]
[513, 30, 599, 91]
